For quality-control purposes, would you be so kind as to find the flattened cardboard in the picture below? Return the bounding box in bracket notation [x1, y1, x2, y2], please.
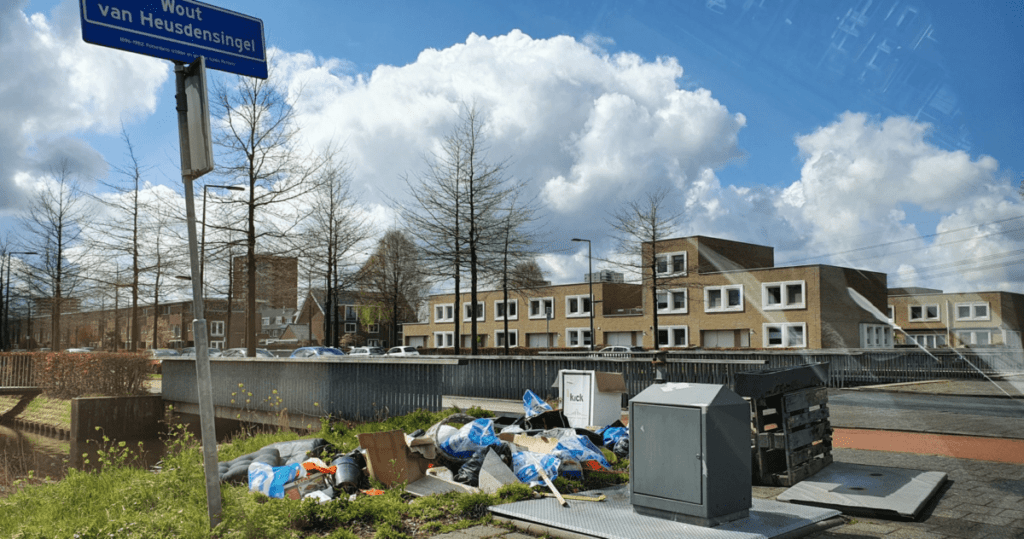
[594, 371, 627, 392]
[357, 430, 430, 487]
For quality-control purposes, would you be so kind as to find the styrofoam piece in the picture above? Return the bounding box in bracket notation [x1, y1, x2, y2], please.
[777, 462, 947, 520]
[489, 485, 840, 539]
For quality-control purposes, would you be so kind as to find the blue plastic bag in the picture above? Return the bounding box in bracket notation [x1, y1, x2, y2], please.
[552, 435, 612, 472]
[596, 426, 628, 450]
[523, 389, 552, 418]
[439, 418, 501, 459]
[511, 450, 561, 487]
[248, 462, 301, 498]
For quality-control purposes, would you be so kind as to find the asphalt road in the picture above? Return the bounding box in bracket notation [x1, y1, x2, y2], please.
[828, 389, 1024, 419]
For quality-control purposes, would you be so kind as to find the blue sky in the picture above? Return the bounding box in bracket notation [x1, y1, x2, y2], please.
[4, 0, 1024, 293]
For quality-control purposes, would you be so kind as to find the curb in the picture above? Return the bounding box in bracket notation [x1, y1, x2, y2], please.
[0, 416, 71, 441]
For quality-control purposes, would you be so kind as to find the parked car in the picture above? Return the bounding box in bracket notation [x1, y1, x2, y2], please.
[385, 346, 420, 357]
[179, 347, 223, 358]
[290, 346, 346, 358]
[220, 348, 275, 358]
[594, 345, 645, 357]
[348, 346, 386, 356]
[145, 348, 181, 373]
[64, 347, 93, 353]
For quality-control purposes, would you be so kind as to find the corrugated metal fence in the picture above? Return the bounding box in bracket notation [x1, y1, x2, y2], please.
[160, 348, 1023, 422]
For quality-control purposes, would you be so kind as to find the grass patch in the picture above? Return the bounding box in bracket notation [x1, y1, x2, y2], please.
[0, 408, 624, 538]
[0, 395, 72, 428]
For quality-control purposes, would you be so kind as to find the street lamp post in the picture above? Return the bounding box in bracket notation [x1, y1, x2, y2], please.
[571, 238, 594, 351]
[200, 185, 244, 302]
[3, 251, 37, 351]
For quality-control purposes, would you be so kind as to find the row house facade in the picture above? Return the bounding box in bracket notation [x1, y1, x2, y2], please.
[288, 289, 392, 348]
[403, 235, 892, 350]
[887, 288, 1024, 348]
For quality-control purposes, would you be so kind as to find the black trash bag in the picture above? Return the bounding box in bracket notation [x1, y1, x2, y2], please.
[454, 447, 489, 487]
[613, 436, 629, 459]
[492, 441, 514, 468]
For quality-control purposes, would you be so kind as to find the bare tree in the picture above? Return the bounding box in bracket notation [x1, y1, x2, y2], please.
[212, 65, 329, 355]
[608, 186, 683, 350]
[296, 149, 369, 348]
[18, 160, 90, 351]
[356, 229, 428, 348]
[139, 193, 189, 349]
[482, 189, 540, 354]
[401, 105, 514, 354]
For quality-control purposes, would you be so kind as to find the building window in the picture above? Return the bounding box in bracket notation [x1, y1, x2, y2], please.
[210, 321, 224, 337]
[860, 324, 893, 348]
[433, 332, 454, 348]
[955, 330, 991, 347]
[567, 328, 592, 347]
[908, 334, 945, 348]
[888, 306, 895, 321]
[763, 281, 805, 310]
[763, 322, 806, 348]
[565, 295, 592, 318]
[657, 326, 688, 347]
[705, 285, 743, 313]
[955, 302, 990, 321]
[367, 339, 380, 347]
[495, 300, 518, 321]
[368, 324, 379, 334]
[908, 304, 940, 321]
[172, 325, 181, 338]
[346, 306, 357, 320]
[345, 323, 356, 333]
[656, 289, 687, 314]
[463, 302, 485, 322]
[211, 340, 224, 349]
[434, 303, 454, 323]
[262, 317, 270, 326]
[655, 251, 687, 276]
[496, 330, 518, 347]
[529, 298, 554, 319]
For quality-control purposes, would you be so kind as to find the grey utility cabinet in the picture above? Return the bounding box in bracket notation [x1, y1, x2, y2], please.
[629, 382, 752, 527]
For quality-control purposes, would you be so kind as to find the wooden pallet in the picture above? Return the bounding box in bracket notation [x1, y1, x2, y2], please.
[751, 386, 833, 487]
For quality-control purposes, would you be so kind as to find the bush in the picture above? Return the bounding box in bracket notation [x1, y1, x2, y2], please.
[35, 352, 150, 399]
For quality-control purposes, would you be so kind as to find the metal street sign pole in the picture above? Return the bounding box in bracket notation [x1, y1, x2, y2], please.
[175, 57, 222, 529]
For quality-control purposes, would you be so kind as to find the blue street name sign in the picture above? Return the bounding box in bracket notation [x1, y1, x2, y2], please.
[80, 0, 267, 79]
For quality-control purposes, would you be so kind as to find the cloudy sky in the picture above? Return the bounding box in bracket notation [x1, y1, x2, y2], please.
[3, 0, 1023, 295]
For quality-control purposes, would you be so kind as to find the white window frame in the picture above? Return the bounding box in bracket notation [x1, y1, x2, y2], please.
[495, 329, 519, 347]
[908, 304, 940, 322]
[434, 303, 454, 323]
[261, 317, 270, 326]
[463, 302, 485, 322]
[657, 289, 688, 314]
[657, 325, 689, 347]
[529, 297, 554, 319]
[211, 340, 224, 349]
[955, 329, 991, 347]
[566, 328, 592, 348]
[955, 302, 990, 321]
[565, 294, 592, 318]
[433, 331, 454, 348]
[763, 322, 807, 348]
[345, 322, 357, 333]
[210, 321, 224, 337]
[495, 299, 519, 321]
[909, 334, 945, 348]
[705, 285, 744, 313]
[172, 324, 181, 338]
[762, 281, 806, 310]
[655, 251, 688, 276]
[367, 339, 380, 347]
[860, 324, 893, 348]
[368, 324, 379, 334]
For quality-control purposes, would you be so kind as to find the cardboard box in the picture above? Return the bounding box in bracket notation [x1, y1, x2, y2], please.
[357, 430, 431, 487]
[283, 472, 331, 501]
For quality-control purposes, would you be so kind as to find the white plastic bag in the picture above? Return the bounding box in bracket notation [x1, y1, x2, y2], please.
[511, 450, 561, 487]
[439, 418, 500, 459]
[248, 462, 302, 498]
[523, 389, 552, 418]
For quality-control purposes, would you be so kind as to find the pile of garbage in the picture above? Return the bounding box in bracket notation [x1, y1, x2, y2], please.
[217, 389, 630, 504]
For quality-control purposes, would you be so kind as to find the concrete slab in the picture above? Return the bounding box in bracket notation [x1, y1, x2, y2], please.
[777, 462, 947, 520]
[478, 449, 520, 494]
[406, 475, 479, 497]
[489, 485, 840, 539]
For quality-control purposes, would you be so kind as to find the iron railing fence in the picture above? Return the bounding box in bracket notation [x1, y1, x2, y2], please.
[160, 349, 1024, 422]
[0, 353, 36, 388]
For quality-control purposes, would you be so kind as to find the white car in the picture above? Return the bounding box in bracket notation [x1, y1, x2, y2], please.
[220, 348, 275, 358]
[385, 346, 420, 357]
[349, 346, 386, 356]
[593, 345, 645, 357]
